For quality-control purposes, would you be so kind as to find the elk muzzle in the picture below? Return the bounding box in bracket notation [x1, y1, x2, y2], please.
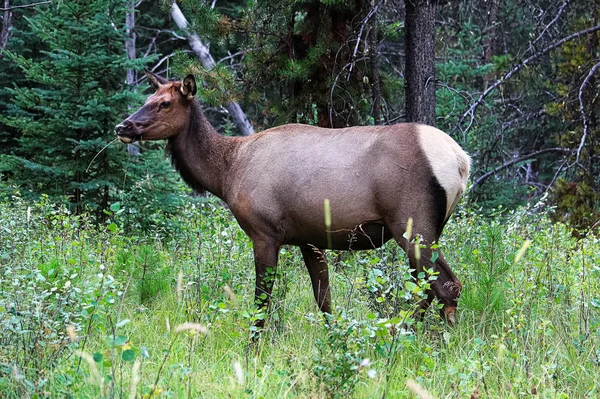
[115, 120, 141, 143]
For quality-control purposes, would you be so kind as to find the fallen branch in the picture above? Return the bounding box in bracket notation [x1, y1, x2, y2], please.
[470, 148, 572, 192]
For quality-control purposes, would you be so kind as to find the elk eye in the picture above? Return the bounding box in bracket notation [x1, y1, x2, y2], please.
[159, 101, 171, 109]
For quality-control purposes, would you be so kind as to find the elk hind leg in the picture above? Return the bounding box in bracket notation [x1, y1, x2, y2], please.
[300, 246, 332, 315]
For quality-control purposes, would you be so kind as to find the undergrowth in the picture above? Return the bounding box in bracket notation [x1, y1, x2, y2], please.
[0, 194, 598, 398]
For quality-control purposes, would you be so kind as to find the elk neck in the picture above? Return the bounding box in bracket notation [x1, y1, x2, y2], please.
[166, 100, 239, 200]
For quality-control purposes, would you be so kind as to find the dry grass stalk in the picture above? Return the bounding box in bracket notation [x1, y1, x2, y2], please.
[174, 322, 208, 335]
[177, 272, 183, 303]
[74, 350, 102, 387]
[129, 359, 141, 399]
[67, 324, 76, 343]
[224, 285, 238, 306]
[406, 379, 435, 399]
[233, 361, 244, 385]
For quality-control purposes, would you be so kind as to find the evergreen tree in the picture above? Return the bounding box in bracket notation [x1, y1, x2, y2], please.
[243, 0, 367, 128]
[1, 0, 146, 212]
[0, 1, 42, 169]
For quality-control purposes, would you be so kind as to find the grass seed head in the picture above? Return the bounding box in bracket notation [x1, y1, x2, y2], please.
[175, 322, 208, 335]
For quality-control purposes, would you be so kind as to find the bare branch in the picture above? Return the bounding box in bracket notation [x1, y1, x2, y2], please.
[329, 57, 368, 128]
[0, 0, 51, 10]
[544, 158, 570, 195]
[529, 0, 571, 51]
[576, 60, 600, 164]
[348, 1, 381, 78]
[138, 51, 189, 84]
[458, 23, 600, 136]
[470, 148, 572, 192]
[218, 50, 245, 65]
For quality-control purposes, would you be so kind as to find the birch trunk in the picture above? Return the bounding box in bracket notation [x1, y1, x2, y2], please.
[171, 2, 254, 136]
[0, 0, 12, 54]
[126, 0, 140, 155]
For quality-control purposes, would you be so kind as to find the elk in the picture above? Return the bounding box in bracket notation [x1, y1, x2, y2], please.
[116, 71, 470, 331]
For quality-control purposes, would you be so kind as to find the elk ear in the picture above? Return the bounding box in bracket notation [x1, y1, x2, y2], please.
[180, 74, 197, 99]
[144, 69, 168, 90]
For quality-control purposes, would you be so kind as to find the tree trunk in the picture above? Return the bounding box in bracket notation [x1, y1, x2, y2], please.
[125, 0, 140, 156]
[0, 0, 12, 53]
[125, 0, 136, 86]
[405, 0, 437, 126]
[369, 0, 381, 125]
[171, 2, 254, 136]
[482, 0, 500, 88]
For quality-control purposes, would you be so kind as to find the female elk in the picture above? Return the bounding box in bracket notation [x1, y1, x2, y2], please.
[116, 71, 470, 331]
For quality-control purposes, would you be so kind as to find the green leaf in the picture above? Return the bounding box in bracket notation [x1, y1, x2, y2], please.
[107, 223, 117, 233]
[430, 251, 439, 263]
[116, 318, 130, 328]
[122, 349, 135, 362]
[405, 281, 417, 292]
[110, 202, 121, 212]
[93, 352, 103, 363]
[114, 335, 127, 347]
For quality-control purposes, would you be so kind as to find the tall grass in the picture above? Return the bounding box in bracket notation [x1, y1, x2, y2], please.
[0, 194, 598, 398]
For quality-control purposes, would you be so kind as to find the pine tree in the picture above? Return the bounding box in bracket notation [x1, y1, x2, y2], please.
[0, 0, 145, 212]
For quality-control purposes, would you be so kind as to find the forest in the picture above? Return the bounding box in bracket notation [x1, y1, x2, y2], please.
[0, 0, 599, 398]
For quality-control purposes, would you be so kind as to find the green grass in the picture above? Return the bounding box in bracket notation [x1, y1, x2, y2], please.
[0, 195, 599, 398]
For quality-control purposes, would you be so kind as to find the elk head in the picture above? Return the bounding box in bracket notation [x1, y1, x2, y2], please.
[115, 70, 198, 143]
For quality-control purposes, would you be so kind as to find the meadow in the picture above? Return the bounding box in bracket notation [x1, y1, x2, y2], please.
[0, 194, 598, 398]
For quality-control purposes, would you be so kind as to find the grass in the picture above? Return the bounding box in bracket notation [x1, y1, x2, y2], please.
[0, 194, 599, 398]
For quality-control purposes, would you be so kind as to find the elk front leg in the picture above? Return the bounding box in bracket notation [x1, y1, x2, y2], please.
[427, 251, 462, 324]
[406, 241, 462, 324]
[252, 238, 280, 334]
[389, 218, 462, 324]
[300, 246, 331, 314]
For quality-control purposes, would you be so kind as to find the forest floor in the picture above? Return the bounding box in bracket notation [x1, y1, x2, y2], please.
[1, 196, 599, 398]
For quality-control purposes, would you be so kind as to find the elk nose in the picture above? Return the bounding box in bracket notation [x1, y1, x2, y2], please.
[115, 120, 132, 135]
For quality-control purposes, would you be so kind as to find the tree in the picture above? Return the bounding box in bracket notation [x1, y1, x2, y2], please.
[0, 0, 12, 53]
[404, 0, 437, 125]
[237, 0, 371, 128]
[171, 1, 254, 136]
[0, 0, 144, 211]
